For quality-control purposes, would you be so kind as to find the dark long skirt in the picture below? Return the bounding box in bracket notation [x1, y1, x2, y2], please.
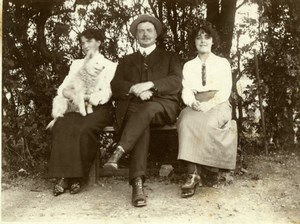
[48, 104, 113, 179]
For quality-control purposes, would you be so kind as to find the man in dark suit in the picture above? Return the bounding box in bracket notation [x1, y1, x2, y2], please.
[103, 14, 182, 207]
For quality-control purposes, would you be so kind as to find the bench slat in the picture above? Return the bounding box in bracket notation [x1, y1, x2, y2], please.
[102, 124, 177, 132]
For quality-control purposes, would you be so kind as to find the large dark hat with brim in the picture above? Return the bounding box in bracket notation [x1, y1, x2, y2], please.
[130, 14, 162, 37]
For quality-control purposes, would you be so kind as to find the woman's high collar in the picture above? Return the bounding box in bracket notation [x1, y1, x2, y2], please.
[196, 52, 216, 63]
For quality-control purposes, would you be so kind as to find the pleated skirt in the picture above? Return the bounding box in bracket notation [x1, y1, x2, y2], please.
[177, 101, 237, 170]
[48, 104, 113, 178]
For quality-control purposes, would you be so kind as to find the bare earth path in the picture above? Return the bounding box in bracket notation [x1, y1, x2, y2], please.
[1, 152, 300, 224]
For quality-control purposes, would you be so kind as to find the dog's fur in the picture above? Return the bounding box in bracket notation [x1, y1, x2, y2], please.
[46, 52, 105, 129]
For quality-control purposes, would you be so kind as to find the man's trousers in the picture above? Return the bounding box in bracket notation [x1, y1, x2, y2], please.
[118, 101, 166, 183]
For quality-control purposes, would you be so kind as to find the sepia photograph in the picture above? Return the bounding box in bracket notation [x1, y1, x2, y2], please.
[1, 0, 300, 223]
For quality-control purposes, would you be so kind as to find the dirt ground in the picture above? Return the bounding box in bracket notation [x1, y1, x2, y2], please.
[1, 150, 300, 224]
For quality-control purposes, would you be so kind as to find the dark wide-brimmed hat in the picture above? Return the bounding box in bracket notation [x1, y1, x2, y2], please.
[129, 14, 162, 37]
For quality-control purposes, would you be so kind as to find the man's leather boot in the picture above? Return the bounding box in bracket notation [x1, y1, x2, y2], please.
[103, 146, 125, 170]
[131, 177, 146, 207]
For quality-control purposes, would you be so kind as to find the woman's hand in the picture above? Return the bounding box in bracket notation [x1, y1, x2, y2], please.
[198, 102, 214, 112]
[191, 101, 201, 111]
[89, 91, 103, 105]
[191, 101, 214, 112]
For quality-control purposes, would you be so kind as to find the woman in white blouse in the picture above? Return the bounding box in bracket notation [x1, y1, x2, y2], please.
[177, 23, 237, 198]
[48, 29, 117, 196]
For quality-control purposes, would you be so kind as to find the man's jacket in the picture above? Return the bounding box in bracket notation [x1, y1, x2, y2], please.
[111, 47, 183, 131]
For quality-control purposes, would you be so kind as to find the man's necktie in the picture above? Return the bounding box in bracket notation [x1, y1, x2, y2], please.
[142, 51, 148, 71]
[202, 63, 206, 86]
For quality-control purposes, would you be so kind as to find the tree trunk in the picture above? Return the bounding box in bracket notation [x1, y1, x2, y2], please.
[287, 0, 300, 35]
[204, 0, 237, 57]
[283, 106, 295, 146]
[205, 0, 219, 27]
[217, 0, 237, 57]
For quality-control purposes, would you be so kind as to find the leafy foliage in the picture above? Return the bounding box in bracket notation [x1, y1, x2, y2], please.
[242, 0, 300, 149]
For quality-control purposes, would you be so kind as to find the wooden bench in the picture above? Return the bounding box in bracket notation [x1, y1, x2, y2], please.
[88, 124, 177, 185]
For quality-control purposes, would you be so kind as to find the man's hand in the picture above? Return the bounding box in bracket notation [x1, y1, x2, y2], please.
[139, 90, 153, 101]
[129, 81, 154, 97]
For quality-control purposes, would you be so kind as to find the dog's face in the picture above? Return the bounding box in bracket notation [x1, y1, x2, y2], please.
[84, 54, 105, 76]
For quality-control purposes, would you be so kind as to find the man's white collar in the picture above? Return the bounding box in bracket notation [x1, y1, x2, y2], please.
[139, 44, 156, 56]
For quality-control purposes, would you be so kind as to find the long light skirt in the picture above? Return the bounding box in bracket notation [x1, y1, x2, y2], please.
[177, 102, 237, 170]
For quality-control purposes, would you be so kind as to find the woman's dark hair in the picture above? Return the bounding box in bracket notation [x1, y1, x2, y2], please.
[189, 22, 220, 51]
[78, 28, 104, 43]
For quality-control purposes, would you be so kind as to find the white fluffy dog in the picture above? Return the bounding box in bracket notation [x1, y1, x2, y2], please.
[46, 52, 105, 129]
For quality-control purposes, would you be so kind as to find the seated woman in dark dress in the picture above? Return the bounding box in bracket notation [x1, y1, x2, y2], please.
[48, 29, 117, 196]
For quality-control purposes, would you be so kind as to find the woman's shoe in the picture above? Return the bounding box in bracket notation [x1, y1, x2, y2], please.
[181, 174, 202, 198]
[53, 178, 69, 197]
[69, 180, 81, 194]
